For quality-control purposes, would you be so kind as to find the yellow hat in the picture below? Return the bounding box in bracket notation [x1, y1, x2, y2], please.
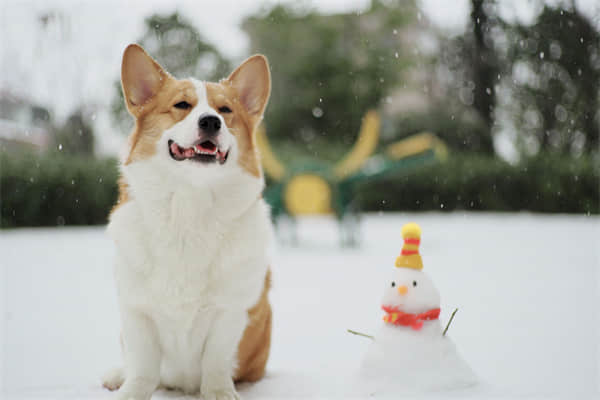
[395, 223, 423, 270]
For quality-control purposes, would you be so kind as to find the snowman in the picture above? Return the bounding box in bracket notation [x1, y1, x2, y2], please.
[360, 223, 478, 392]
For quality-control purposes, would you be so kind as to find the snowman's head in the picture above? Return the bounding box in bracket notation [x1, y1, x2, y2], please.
[381, 267, 440, 314]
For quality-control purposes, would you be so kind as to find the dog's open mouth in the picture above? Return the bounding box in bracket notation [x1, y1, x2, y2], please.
[168, 139, 229, 164]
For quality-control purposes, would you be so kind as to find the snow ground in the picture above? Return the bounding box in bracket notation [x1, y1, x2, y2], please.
[2, 212, 599, 399]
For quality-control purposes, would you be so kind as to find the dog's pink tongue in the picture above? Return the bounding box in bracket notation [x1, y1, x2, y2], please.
[183, 148, 195, 158]
[170, 142, 183, 158]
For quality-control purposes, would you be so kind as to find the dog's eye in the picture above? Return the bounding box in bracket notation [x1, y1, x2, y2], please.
[391, 281, 396, 287]
[412, 280, 418, 287]
[218, 106, 232, 114]
[174, 101, 191, 110]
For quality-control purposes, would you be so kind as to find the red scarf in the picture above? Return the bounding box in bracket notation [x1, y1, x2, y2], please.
[382, 305, 440, 330]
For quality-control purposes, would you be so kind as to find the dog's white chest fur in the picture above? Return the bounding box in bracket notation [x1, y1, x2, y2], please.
[108, 160, 271, 393]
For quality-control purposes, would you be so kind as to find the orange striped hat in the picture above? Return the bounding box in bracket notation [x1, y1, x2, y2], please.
[395, 223, 423, 270]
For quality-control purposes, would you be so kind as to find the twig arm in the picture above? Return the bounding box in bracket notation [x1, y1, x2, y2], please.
[443, 308, 459, 336]
[347, 329, 374, 340]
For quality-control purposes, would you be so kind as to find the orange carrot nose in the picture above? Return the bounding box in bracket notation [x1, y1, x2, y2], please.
[397, 285, 408, 295]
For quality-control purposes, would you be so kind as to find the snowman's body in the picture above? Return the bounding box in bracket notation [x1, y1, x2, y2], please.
[359, 223, 477, 392]
[362, 319, 477, 391]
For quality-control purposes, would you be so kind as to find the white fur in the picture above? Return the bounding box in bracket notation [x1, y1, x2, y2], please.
[105, 80, 272, 400]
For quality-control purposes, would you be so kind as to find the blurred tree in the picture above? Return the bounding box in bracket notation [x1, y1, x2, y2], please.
[433, 0, 500, 155]
[51, 109, 94, 155]
[242, 0, 416, 156]
[110, 12, 231, 130]
[506, 5, 600, 155]
[469, 0, 498, 153]
[30, 105, 52, 127]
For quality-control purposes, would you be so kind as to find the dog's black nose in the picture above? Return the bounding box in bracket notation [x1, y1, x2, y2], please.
[198, 115, 221, 134]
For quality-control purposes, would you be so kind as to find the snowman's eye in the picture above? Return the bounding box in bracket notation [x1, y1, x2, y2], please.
[391, 281, 396, 287]
[412, 280, 418, 287]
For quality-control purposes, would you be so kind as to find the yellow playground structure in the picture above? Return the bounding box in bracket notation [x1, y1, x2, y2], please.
[257, 110, 447, 245]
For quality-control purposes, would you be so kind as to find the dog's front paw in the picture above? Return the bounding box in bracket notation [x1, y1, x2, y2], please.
[113, 397, 149, 400]
[202, 388, 240, 400]
[202, 380, 240, 400]
[113, 378, 156, 400]
[113, 391, 152, 400]
[102, 367, 125, 391]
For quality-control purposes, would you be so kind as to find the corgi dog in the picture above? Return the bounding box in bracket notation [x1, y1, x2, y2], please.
[102, 44, 273, 400]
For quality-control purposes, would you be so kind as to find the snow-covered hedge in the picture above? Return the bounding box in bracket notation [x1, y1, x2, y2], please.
[1, 152, 598, 227]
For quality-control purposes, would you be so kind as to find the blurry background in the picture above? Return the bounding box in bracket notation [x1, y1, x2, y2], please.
[1, 0, 599, 228]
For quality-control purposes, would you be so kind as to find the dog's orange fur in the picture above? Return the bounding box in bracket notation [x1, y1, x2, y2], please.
[234, 270, 272, 382]
[113, 45, 198, 212]
[113, 44, 272, 383]
[121, 47, 198, 165]
[206, 82, 261, 177]
[124, 78, 197, 165]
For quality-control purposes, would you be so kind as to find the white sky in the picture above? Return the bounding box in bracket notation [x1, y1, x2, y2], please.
[1, 0, 598, 154]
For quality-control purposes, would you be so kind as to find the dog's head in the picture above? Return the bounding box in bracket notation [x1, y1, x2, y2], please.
[120, 44, 270, 184]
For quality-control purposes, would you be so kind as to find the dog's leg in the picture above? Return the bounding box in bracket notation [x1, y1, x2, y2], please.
[103, 333, 125, 391]
[201, 311, 248, 400]
[102, 366, 125, 391]
[116, 310, 161, 400]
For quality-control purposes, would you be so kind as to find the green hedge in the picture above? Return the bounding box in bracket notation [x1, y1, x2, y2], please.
[1, 152, 598, 228]
[1, 152, 119, 227]
[358, 154, 599, 214]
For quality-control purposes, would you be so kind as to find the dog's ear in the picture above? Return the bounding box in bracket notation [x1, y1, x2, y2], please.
[227, 55, 271, 119]
[121, 44, 168, 115]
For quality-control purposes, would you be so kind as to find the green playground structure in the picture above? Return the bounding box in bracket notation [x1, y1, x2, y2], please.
[257, 110, 447, 246]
